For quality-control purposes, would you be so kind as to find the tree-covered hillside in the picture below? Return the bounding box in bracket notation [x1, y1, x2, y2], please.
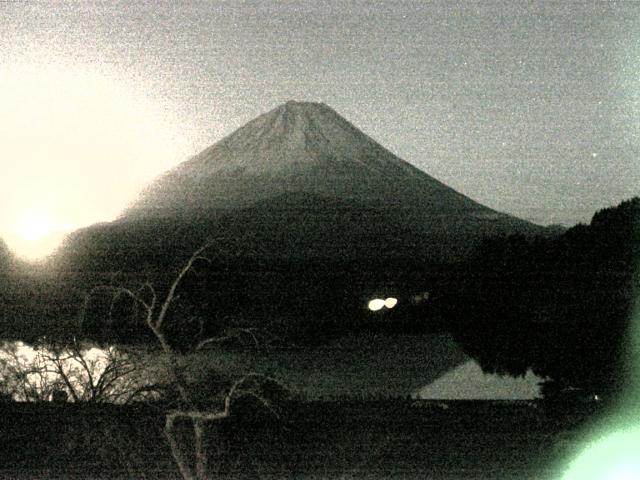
[444, 197, 639, 400]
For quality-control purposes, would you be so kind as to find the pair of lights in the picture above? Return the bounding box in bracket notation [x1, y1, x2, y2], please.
[368, 297, 398, 311]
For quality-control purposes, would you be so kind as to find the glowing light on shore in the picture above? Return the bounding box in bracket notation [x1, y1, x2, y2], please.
[368, 297, 399, 311]
[368, 299, 386, 311]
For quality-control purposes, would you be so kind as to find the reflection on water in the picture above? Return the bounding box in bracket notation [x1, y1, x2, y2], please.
[1, 334, 543, 403]
[186, 333, 471, 399]
[416, 359, 543, 400]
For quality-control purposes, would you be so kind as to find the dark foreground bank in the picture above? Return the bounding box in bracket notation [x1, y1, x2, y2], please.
[0, 399, 602, 479]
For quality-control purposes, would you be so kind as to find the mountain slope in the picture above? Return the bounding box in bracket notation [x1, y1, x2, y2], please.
[126, 101, 517, 222]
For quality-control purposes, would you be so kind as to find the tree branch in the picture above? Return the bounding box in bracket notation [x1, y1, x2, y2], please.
[155, 243, 212, 331]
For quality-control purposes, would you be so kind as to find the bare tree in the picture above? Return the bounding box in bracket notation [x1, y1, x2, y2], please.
[42, 339, 162, 404]
[0, 342, 58, 401]
[0, 339, 160, 404]
[85, 243, 283, 480]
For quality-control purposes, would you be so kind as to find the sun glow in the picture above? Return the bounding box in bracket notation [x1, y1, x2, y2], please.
[8, 212, 74, 260]
[15, 213, 55, 242]
[0, 60, 190, 260]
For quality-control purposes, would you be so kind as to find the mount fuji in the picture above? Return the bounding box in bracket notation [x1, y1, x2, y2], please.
[59, 101, 543, 272]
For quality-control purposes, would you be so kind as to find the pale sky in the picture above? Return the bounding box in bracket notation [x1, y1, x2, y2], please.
[1, 1, 639, 258]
